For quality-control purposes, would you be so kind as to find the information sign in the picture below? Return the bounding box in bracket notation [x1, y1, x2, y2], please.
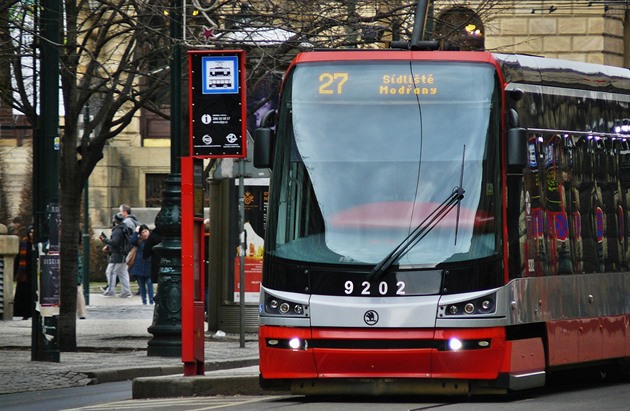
[189, 50, 247, 158]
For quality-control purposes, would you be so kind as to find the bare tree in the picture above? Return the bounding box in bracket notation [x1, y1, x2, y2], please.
[187, 1, 508, 114]
[193, 0, 423, 111]
[1, 0, 172, 350]
[1, 0, 502, 351]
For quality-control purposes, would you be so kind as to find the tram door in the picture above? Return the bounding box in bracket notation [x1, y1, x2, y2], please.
[181, 157, 206, 375]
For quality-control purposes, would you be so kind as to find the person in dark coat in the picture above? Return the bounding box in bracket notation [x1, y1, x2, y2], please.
[13, 226, 34, 320]
[100, 213, 132, 297]
[129, 224, 154, 304]
[142, 226, 163, 284]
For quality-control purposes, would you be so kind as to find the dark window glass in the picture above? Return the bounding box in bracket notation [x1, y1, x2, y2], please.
[145, 173, 167, 207]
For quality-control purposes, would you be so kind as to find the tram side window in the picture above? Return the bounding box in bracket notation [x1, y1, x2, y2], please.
[521, 133, 628, 277]
[522, 134, 579, 276]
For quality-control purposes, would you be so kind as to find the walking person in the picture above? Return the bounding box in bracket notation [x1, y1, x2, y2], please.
[129, 224, 154, 305]
[77, 245, 87, 319]
[119, 204, 141, 295]
[143, 225, 163, 284]
[77, 265, 87, 319]
[13, 226, 34, 320]
[119, 204, 140, 231]
[100, 213, 132, 298]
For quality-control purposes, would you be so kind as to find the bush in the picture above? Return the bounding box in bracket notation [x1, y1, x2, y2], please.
[89, 231, 109, 282]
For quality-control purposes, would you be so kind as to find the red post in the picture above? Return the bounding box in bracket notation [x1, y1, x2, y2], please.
[181, 157, 205, 375]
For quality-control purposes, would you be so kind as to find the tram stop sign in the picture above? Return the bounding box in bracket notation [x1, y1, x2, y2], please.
[188, 50, 247, 158]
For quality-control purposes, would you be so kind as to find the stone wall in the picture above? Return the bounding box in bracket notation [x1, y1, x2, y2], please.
[0, 123, 170, 234]
[486, 1, 624, 67]
[435, 1, 627, 67]
[0, 224, 19, 320]
[0, 144, 31, 220]
[89, 139, 170, 230]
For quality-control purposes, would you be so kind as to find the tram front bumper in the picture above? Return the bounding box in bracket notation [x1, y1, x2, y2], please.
[259, 326, 507, 382]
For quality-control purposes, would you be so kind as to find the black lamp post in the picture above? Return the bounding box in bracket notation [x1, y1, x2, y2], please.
[147, 0, 184, 357]
[32, 0, 60, 362]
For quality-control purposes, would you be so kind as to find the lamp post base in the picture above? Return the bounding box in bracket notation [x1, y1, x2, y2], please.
[147, 173, 182, 357]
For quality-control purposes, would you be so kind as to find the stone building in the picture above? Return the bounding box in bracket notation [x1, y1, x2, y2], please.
[0, 0, 628, 233]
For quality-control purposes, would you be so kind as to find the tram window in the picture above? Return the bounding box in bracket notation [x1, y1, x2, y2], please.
[521, 131, 630, 276]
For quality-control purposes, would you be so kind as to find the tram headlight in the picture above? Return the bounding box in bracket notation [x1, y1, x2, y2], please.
[440, 293, 496, 317]
[448, 338, 463, 351]
[264, 294, 309, 317]
[441, 337, 492, 351]
[279, 302, 290, 314]
[265, 337, 308, 350]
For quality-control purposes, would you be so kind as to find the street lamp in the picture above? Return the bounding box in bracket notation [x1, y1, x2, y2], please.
[147, 0, 185, 357]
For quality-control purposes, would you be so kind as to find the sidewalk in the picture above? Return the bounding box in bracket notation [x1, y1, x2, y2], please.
[0, 292, 262, 397]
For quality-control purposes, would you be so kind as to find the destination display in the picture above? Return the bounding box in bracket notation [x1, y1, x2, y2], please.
[318, 71, 438, 96]
[293, 61, 495, 103]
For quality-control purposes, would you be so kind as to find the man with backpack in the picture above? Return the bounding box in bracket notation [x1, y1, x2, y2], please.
[100, 213, 133, 298]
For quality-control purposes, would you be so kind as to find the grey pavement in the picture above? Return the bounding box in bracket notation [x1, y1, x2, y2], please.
[0, 291, 263, 398]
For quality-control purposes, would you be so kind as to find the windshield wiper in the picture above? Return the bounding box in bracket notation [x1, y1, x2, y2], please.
[368, 186, 465, 282]
[368, 146, 466, 282]
[454, 145, 465, 246]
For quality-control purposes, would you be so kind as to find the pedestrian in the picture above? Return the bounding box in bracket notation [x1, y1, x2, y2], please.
[77, 259, 87, 319]
[99, 213, 132, 298]
[8, 217, 22, 237]
[13, 225, 34, 320]
[129, 224, 154, 304]
[77, 238, 87, 319]
[143, 225, 163, 284]
[119, 204, 141, 295]
[119, 204, 140, 231]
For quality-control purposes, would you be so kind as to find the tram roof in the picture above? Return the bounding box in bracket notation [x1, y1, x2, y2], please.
[291, 50, 630, 94]
[493, 53, 630, 95]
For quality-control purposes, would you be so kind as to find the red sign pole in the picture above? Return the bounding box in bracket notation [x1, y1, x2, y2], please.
[181, 157, 205, 375]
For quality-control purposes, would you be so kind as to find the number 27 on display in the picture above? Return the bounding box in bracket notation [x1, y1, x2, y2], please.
[319, 72, 348, 94]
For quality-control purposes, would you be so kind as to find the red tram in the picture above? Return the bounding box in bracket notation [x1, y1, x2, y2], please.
[253, 49, 630, 395]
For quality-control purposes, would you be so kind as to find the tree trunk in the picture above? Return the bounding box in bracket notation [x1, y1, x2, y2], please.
[58, 120, 81, 351]
[58, 188, 81, 351]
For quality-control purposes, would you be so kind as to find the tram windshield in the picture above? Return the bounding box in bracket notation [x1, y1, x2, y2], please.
[267, 60, 502, 268]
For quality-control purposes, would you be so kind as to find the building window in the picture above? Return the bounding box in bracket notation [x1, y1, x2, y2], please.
[434, 7, 484, 51]
[139, 9, 171, 144]
[146, 173, 168, 207]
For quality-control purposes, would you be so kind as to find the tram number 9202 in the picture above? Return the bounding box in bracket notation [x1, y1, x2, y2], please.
[344, 280, 406, 296]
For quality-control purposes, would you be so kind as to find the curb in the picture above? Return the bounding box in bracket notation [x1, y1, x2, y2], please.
[85, 358, 259, 384]
[132, 374, 264, 398]
[131, 365, 290, 398]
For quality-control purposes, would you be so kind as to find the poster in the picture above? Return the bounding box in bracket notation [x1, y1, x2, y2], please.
[40, 255, 60, 307]
[234, 178, 269, 303]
